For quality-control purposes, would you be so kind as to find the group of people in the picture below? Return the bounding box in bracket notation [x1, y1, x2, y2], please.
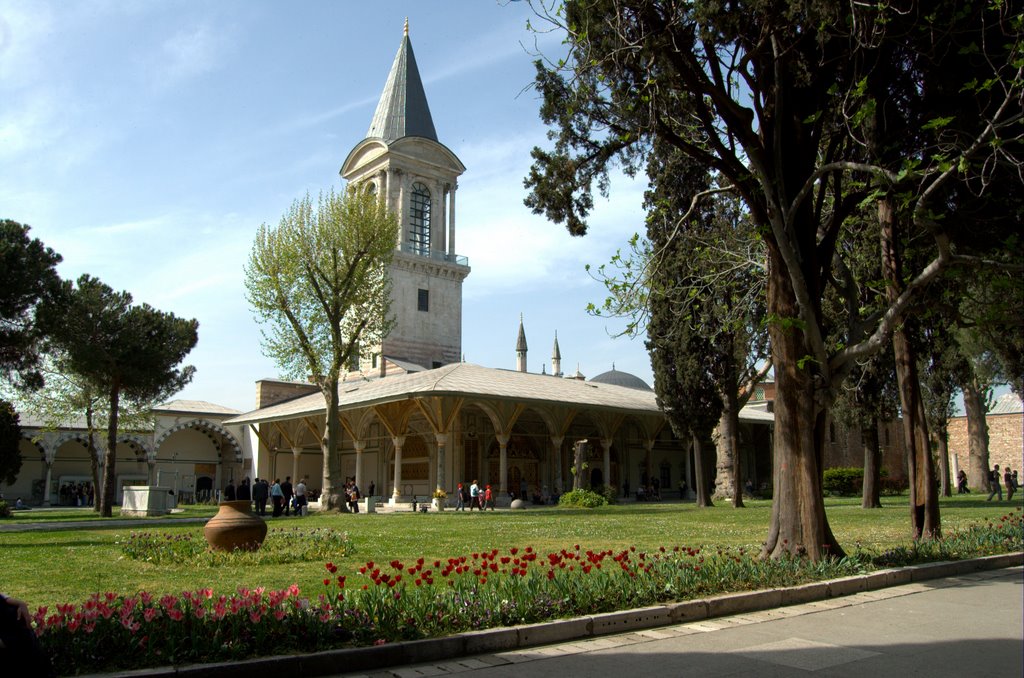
[454, 480, 494, 510]
[58, 481, 93, 507]
[223, 476, 309, 517]
[956, 465, 1019, 501]
[985, 465, 1018, 502]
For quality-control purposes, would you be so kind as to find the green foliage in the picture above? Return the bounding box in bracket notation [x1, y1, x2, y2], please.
[869, 508, 1023, 566]
[0, 220, 62, 390]
[118, 527, 355, 566]
[38, 275, 198, 514]
[0, 398, 22, 485]
[244, 187, 399, 384]
[33, 507, 1023, 674]
[823, 467, 864, 496]
[558, 489, 607, 508]
[0, 499, 11, 518]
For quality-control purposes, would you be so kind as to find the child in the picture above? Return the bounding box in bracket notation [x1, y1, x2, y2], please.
[484, 484, 494, 510]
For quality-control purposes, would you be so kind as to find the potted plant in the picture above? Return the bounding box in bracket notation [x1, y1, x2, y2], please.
[431, 489, 448, 511]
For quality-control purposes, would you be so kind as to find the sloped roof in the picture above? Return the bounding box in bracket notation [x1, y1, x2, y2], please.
[151, 400, 242, 416]
[990, 391, 1023, 415]
[366, 28, 437, 143]
[224, 362, 774, 428]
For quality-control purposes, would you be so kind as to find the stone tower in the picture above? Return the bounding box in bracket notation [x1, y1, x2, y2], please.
[341, 22, 470, 373]
[516, 314, 528, 373]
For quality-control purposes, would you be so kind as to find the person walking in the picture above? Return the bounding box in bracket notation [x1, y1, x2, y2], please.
[347, 480, 361, 513]
[237, 478, 251, 502]
[271, 479, 284, 516]
[252, 478, 269, 515]
[294, 477, 307, 516]
[281, 476, 294, 516]
[484, 484, 494, 510]
[455, 483, 466, 510]
[956, 469, 969, 494]
[987, 465, 1003, 501]
[469, 480, 481, 510]
[1005, 467, 1016, 502]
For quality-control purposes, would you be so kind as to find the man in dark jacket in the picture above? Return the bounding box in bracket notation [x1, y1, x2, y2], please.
[252, 477, 269, 515]
[281, 476, 294, 516]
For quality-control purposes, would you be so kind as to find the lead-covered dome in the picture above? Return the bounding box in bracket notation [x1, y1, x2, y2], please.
[589, 367, 652, 391]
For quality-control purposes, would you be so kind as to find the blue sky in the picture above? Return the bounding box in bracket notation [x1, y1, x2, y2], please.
[0, 0, 655, 411]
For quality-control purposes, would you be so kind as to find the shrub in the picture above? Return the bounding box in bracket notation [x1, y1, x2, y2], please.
[879, 474, 907, 496]
[0, 499, 10, 518]
[118, 527, 355, 566]
[558, 489, 607, 508]
[823, 467, 863, 496]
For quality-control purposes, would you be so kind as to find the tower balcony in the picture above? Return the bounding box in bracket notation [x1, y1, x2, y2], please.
[397, 243, 469, 267]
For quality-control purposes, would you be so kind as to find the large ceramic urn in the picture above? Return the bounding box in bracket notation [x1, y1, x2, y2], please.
[204, 500, 267, 552]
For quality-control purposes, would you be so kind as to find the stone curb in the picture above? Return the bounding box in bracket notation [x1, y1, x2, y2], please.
[82, 552, 1023, 677]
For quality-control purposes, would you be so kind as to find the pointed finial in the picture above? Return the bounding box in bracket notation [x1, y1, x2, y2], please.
[404, 18, 409, 36]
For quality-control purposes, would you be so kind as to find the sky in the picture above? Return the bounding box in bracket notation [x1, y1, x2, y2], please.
[0, 0, 656, 412]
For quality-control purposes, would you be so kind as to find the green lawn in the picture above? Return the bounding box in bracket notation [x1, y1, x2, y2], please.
[1, 494, 1019, 610]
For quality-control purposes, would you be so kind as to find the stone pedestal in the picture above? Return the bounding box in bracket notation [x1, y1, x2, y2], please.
[120, 486, 172, 517]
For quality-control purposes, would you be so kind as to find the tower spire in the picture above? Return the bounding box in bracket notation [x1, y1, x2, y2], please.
[516, 314, 528, 373]
[366, 23, 437, 142]
[552, 330, 562, 377]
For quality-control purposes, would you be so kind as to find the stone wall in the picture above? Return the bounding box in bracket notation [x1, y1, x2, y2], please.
[948, 413, 1024, 478]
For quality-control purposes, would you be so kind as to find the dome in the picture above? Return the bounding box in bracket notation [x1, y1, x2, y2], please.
[589, 366, 653, 391]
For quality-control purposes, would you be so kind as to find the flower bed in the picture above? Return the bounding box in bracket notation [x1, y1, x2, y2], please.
[36, 508, 1022, 674]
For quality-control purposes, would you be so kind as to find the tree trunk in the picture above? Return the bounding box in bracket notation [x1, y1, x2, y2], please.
[762, 250, 843, 561]
[934, 426, 952, 498]
[320, 377, 347, 511]
[879, 197, 939, 539]
[85, 403, 102, 513]
[100, 381, 119, 518]
[713, 384, 745, 507]
[861, 419, 882, 508]
[961, 375, 990, 491]
[691, 432, 713, 507]
[572, 442, 585, 491]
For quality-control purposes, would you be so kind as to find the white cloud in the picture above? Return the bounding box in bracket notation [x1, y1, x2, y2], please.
[0, 1, 55, 85]
[0, 88, 67, 159]
[153, 22, 233, 91]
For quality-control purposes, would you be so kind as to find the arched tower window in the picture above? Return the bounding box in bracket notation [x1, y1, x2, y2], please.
[410, 182, 431, 256]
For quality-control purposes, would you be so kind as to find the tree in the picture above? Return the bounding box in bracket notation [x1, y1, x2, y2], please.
[524, 0, 1022, 558]
[9, 355, 152, 512]
[40, 275, 198, 516]
[591, 141, 769, 507]
[245, 187, 399, 511]
[0, 399, 22, 486]
[0, 220, 62, 390]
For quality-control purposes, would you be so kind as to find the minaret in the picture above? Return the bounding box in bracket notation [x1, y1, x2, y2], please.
[341, 22, 470, 373]
[551, 331, 562, 377]
[516, 314, 528, 373]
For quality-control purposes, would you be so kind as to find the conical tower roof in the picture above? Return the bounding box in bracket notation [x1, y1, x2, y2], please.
[367, 21, 438, 143]
[516, 314, 528, 353]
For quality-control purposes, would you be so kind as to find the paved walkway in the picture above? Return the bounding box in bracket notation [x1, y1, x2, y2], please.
[337, 567, 1023, 678]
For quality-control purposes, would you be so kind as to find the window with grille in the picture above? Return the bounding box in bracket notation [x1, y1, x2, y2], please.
[418, 288, 429, 312]
[410, 182, 431, 255]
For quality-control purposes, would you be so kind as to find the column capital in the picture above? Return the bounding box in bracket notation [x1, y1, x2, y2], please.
[550, 435, 564, 448]
[496, 433, 510, 446]
[392, 435, 406, 448]
[435, 433, 449, 447]
[601, 438, 614, 450]
[644, 439, 656, 451]
[353, 440, 366, 453]
[291, 446, 302, 457]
